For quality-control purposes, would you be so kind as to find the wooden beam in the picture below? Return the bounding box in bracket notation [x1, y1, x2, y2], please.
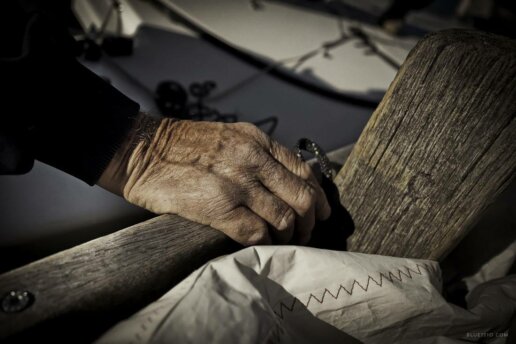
[0, 215, 238, 341]
[335, 29, 516, 260]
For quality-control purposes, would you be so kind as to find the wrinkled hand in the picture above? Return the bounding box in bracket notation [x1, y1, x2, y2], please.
[99, 115, 331, 245]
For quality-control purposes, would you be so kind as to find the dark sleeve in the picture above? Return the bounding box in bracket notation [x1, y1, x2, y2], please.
[0, 1, 140, 184]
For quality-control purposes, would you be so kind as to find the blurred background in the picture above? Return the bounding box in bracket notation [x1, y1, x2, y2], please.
[1, 0, 515, 275]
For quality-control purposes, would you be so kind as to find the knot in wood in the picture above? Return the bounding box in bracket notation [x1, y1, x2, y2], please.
[407, 172, 434, 199]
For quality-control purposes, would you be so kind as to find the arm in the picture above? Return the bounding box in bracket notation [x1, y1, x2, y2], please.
[1, 1, 139, 183]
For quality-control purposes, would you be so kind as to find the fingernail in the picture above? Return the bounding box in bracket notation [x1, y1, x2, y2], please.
[280, 215, 293, 231]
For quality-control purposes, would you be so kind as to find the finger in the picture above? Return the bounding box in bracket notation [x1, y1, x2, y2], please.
[257, 155, 318, 244]
[257, 156, 315, 214]
[211, 207, 271, 246]
[270, 140, 331, 221]
[295, 200, 315, 245]
[307, 172, 331, 221]
[234, 122, 328, 237]
[257, 160, 316, 245]
[246, 186, 296, 244]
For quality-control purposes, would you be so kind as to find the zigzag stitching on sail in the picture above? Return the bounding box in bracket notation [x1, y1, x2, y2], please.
[273, 263, 436, 319]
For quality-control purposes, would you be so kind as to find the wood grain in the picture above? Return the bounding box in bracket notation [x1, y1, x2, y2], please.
[0, 215, 238, 340]
[335, 29, 516, 260]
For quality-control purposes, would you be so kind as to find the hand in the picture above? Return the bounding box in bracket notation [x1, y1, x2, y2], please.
[99, 114, 331, 245]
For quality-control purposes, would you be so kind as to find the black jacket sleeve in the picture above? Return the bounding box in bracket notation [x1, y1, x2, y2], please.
[0, 1, 140, 184]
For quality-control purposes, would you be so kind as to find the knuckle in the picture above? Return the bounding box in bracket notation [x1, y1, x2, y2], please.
[240, 140, 260, 155]
[238, 122, 269, 143]
[230, 219, 252, 239]
[246, 225, 269, 245]
[232, 141, 261, 163]
[275, 206, 295, 231]
[234, 223, 248, 237]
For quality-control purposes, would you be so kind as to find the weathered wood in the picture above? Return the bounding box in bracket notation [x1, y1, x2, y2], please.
[0, 215, 238, 340]
[335, 29, 516, 260]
